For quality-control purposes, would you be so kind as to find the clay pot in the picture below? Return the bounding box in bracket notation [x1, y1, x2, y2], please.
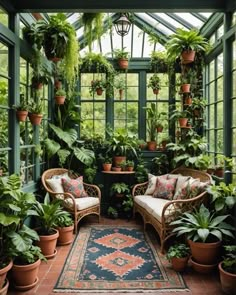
[185, 97, 192, 105]
[36, 229, 59, 259]
[171, 256, 189, 272]
[112, 167, 122, 172]
[214, 168, 224, 178]
[118, 58, 128, 69]
[16, 110, 28, 122]
[0, 279, 9, 295]
[113, 156, 126, 167]
[28, 113, 43, 125]
[181, 84, 191, 93]
[190, 256, 217, 274]
[207, 168, 215, 175]
[96, 88, 103, 96]
[126, 166, 134, 172]
[0, 260, 13, 289]
[147, 141, 157, 151]
[218, 261, 236, 295]
[12, 259, 41, 291]
[188, 239, 221, 265]
[102, 163, 112, 171]
[57, 225, 74, 246]
[178, 118, 188, 127]
[55, 95, 66, 105]
[153, 89, 159, 95]
[156, 126, 163, 133]
[181, 50, 196, 64]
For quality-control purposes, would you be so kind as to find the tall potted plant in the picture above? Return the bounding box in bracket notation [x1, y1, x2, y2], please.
[143, 102, 159, 150]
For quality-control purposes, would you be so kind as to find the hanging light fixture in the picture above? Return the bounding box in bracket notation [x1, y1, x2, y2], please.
[114, 13, 131, 37]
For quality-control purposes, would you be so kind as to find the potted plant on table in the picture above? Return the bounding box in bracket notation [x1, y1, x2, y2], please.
[148, 73, 161, 95]
[13, 99, 29, 122]
[102, 157, 112, 172]
[171, 204, 234, 273]
[166, 28, 209, 64]
[218, 245, 236, 295]
[166, 243, 190, 272]
[126, 160, 134, 171]
[54, 210, 74, 246]
[113, 48, 130, 70]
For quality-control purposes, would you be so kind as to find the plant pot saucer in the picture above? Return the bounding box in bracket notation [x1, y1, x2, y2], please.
[45, 249, 57, 259]
[190, 256, 217, 274]
[14, 277, 39, 291]
[57, 239, 73, 246]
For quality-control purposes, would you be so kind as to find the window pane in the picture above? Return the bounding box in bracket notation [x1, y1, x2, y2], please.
[0, 43, 8, 77]
[217, 77, 223, 101]
[233, 99, 236, 127]
[217, 54, 223, 78]
[216, 130, 223, 153]
[0, 78, 8, 106]
[209, 82, 215, 104]
[208, 130, 215, 151]
[209, 105, 214, 129]
[216, 102, 223, 128]
[209, 61, 215, 81]
[0, 8, 8, 27]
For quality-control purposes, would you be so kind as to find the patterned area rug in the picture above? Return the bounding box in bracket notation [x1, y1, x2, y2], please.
[54, 225, 189, 293]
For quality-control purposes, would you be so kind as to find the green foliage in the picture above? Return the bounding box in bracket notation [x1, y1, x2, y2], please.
[84, 166, 97, 184]
[151, 154, 169, 175]
[135, 162, 148, 183]
[54, 211, 74, 227]
[166, 243, 190, 260]
[107, 206, 118, 218]
[110, 182, 130, 195]
[55, 88, 66, 96]
[147, 74, 161, 90]
[13, 97, 29, 111]
[114, 75, 126, 90]
[113, 48, 130, 59]
[216, 155, 233, 169]
[22, 20, 45, 50]
[150, 51, 170, 73]
[89, 79, 107, 95]
[29, 99, 44, 114]
[122, 194, 134, 212]
[222, 245, 236, 274]
[171, 204, 235, 243]
[80, 52, 114, 74]
[31, 51, 53, 87]
[126, 160, 134, 167]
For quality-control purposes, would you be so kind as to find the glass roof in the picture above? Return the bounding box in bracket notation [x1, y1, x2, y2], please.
[23, 12, 213, 58]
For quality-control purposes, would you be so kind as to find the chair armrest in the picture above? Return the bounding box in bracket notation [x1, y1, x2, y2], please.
[132, 181, 148, 197]
[83, 182, 101, 201]
[161, 191, 207, 226]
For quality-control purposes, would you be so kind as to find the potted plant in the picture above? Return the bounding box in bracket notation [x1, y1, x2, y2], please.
[102, 157, 112, 171]
[151, 154, 169, 175]
[126, 160, 134, 171]
[169, 109, 191, 128]
[28, 100, 44, 125]
[114, 75, 126, 99]
[113, 48, 130, 69]
[122, 194, 134, 219]
[147, 74, 161, 95]
[110, 182, 130, 198]
[54, 210, 74, 246]
[13, 99, 29, 122]
[218, 245, 236, 295]
[22, 20, 45, 50]
[90, 79, 107, 96]
[166, 243, 190, 272]
[107, 206, 118, 219]
[166, 28, 209, 64]
[55, 88, 66, 105]
[34, 194, 65, 259]
[190, 97, 207, 117]
[214, 155, 233, 178]
[171, 204, 234, 272]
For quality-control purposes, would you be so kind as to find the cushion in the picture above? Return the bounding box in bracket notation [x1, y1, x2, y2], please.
[167, 174, 180, 180]
[61, 176, 88, 198]
[173, 177, 200, 200]
[46, 178, 64, 193]
[144, 173, 168, 195]
[153, 177, 177, 200]
[51, 172, 70, 181]
[64, 197, 99, 211]
[173, 176, 191, 198]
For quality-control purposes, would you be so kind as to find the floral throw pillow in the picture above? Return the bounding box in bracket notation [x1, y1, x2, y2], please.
[61, 176, 88, 198]
[173, 178, 201, 200]
[144, 173, 168, 195]
[153, 177, 177, 200]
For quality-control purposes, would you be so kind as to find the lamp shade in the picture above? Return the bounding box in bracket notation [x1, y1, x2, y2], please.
[114, 14, 131, 37]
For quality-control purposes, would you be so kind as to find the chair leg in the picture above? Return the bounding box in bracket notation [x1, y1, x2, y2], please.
[74, 216, 78, 234]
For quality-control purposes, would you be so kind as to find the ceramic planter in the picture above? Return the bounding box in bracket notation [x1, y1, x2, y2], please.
[126, 166, 134, 172]
[181, 50, 196, 64]
[147, 141, 157, 151]
[96, 88, 103, 96]
[12, 259, 41, 291]
[181, 84, 191, 93]
[178, 118, 188, 127]
[113, 156, 126, 167]
[0, 279, 9, 295]
[36, 228, 59, 259]
[57, 225, 74, 246]
[16, 110, 28, 122]
[112, 167, 122, 172]
[218, 261, 236, 295]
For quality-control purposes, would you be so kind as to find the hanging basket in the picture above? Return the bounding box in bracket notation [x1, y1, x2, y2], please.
[118, 58, 128, 70]
[96, 88, 103, 96]
[153, 89, 159, 95]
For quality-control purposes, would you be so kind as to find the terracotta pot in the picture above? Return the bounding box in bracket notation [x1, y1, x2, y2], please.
[181, 84, 191, 93]
[112, 167, 122, 172]
[181, 50, 196, 64]
[0, 279, 9, 295]
[218, 261, 236, 295]
[185, 97, 192, 105]
[190, 256, 217, 274]
[12, 259, 41, 291]
[214, 168, 224, 178]
[16, 110, 28, 122]
[102, 163, 112, 171]
[29, 113, 43, 125]
[96, 88, 103, 96]
[156, 126, 163, 133]
[54, 80, 62, 89]
[113, 156, 126, 167]
[147, 141, 157, 151]
[57, 225, 74, 246]
[32, 82, 43, 90]
[178, 118, 188, 127]
[0, 260, 13, 289]
[119, 89, 123, 100]
[188, 239, 221, 265]
[126, 166, 134, 172]
[55, 95, 66, 105]
[118, 58, 128, 69]
[36, 229, 59, 259]
[153, 89, 159, 95]
[171, 256, 189, 272]
[207, 168, 215, 175]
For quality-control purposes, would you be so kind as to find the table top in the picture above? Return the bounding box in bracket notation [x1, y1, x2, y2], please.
[102, 171, 135, 174]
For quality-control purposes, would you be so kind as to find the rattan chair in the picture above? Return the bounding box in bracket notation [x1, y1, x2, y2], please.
[41, 168, 101, 234]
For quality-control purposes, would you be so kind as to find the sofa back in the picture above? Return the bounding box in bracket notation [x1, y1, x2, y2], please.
[170, 167, 212, 183]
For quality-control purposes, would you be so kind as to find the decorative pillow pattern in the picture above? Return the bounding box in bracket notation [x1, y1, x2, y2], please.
[144, 173, 168, 195]
[46, 178, 64, 193]
[52, 172, 70, 181]
[173, 178, 201, 200]
[61, 176, 88, 198]
[153, 177, 177, 200]
[173, 176, 190, 198]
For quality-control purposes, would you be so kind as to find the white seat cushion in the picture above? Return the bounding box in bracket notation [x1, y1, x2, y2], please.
[134, 195, 170, 222]
[64, 196, 99, 211]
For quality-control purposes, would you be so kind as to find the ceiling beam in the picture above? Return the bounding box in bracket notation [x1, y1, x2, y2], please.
[6, 0, 229, 13]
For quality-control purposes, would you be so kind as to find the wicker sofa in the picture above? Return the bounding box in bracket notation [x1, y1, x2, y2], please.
[132, 167, 212, 253]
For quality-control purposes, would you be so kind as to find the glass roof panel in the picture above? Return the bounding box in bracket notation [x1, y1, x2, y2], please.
[174, 13, 204, 28]
[131, 24, 143, 57]
[153, 13, 185, 30]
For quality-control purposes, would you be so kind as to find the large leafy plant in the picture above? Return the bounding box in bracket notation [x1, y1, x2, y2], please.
[171, 204, 234, 243]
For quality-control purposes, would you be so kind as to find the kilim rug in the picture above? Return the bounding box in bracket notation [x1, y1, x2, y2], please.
[54, 225, 189, 293]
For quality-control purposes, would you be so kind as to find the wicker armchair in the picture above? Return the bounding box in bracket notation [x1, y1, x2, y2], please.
[41, 168, 101, 234]
[132, 168, 212, 253]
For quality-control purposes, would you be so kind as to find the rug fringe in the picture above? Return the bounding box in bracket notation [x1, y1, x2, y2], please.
[53, 288, 190, 293]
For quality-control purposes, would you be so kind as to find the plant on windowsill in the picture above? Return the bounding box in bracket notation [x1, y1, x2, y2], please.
[113, 48, 130, 69]
[126, 160, 134, 171]
[166, 243, 190, 272]
[148, 73, 161, 95]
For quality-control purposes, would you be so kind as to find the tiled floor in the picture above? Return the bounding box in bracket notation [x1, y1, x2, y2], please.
[7, 216, 224, 295]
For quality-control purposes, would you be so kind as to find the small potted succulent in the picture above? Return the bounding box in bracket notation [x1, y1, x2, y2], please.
[166, 243, 190, 272]
[55, 88, 66, 105]
[148, 74, 161, 95]
[113, 48, 130, 69]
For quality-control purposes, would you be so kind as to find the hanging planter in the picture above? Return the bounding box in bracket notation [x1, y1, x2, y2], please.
[29, 113, 43, 126]
[113, 48, 130, 70]
[148, 74, 161, 95]
[178, 117, 188, 127]
[181, 50, 196, 64]
[55, 89, 66, 105]
[96, 88, 103, 96]
[185, 96, 192, 105]
[181, 84, 191, 93]
[118, 58, 129, 69]
[16, 110, 28, 122]
[90, 79, 106, 96]
[153, 89, 159, 95]
[28, 100, 44, 126]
